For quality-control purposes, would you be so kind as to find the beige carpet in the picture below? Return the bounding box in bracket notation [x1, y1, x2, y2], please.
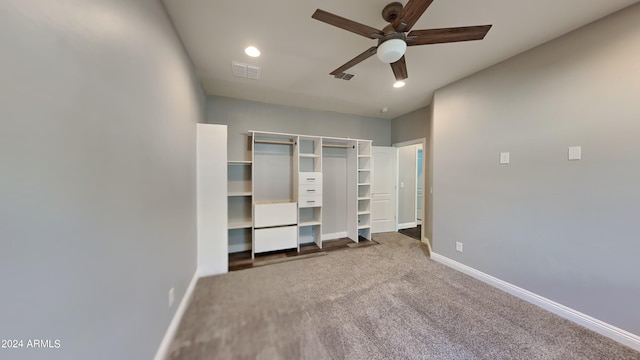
[168, 233, 640, 359]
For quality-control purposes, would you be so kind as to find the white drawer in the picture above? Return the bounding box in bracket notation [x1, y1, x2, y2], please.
[254, 202, 297, 228]
[299, 184, 322, 196]
[254, 226, 297, 253]
[298, 195, 322, 208]
[299, 172, 322, 185]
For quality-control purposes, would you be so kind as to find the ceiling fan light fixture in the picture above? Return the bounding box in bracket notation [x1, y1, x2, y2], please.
[244, 46, 261, 57]
[393, 80, 405, 88]
[376, 39, 406, 63]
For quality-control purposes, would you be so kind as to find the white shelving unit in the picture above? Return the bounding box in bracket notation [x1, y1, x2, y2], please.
[252, 132, 298, 258]
[227, 131, 373, 259]
[298, 136, 322, 248]
[227, 161, 252, 253]
[356, 140, 372, 240]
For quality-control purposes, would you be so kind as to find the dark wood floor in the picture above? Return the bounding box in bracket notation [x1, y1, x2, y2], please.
[399, 225, 421, 241]
[228, 237, 378, 271]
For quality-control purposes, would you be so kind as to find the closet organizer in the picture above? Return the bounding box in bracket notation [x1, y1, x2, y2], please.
[226, 131, 372, 259]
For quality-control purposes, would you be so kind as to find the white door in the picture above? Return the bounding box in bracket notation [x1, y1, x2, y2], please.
[371, 146, 398, 233]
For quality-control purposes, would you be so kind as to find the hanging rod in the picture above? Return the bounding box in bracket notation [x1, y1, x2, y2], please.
[255, 140, 296, 146]
[323, 144, 355, 149]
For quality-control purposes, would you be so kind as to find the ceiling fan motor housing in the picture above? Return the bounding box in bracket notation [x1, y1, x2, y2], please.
[382, 2, 404, 23]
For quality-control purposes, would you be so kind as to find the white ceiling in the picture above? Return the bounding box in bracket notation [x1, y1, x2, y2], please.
[163, 0, 638, 119]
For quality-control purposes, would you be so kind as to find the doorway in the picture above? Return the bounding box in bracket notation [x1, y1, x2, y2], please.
[394, 139, 425, 241]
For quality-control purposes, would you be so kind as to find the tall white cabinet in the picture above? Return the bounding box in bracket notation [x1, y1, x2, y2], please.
[227, 131, 372, 260]
[197, 124, 228, 276]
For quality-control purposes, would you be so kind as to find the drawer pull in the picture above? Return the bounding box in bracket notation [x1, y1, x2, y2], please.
[307, 189, 316, 192]
[307, 200, 315, 203]
[307, 178, 316, 181]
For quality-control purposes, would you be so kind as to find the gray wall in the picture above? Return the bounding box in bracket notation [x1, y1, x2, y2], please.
[391, 106, 431, 145]
[0, 1, 204, 359]
[397, 145, 418, 226]
[391, 106, 432, 240]
[207, 95, 391, 161]
[432, 3, 640, 336]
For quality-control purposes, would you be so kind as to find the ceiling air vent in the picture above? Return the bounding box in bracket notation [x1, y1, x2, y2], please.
[334, 72, 355, 80]
[232, 61, 261, 80]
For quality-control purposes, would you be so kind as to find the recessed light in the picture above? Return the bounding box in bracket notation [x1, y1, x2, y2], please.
[245, 46, 260, 57]
[393, 81, 405, 88]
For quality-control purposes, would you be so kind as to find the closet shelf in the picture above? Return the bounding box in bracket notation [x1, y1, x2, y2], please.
[358, 168, 371, 171]
[254, 200, 296, 205]
[323, 144, 354, 149]
[299, 153, 320, 158]
[358, 155, 371, 158]
[255, 139, 295, 146]
[299, 220, 322, 227]
[358, 211, 371, 215]
[228, 161, 252, 165]
[358, 196, 370, 201]
[228, 191, 252, 197]
[358, 225, 370, 230]
[358, 183, 371, 186]
[228, 221, 252, 230]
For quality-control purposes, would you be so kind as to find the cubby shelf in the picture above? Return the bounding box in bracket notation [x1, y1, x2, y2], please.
[299, 220, 322, 227]
[228, 191, 252, 197]
[358, 225, 370, 230]
[357, 211, 371, 215]
[228, 221, 252, 230]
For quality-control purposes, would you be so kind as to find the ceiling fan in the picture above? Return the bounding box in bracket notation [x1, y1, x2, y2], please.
[311, 0, 492, 82]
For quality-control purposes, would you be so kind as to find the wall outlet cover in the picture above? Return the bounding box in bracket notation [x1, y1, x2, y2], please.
[456, 242, 463, 252]
[499, 152, 510, 164]
[568, 146, 582, 160]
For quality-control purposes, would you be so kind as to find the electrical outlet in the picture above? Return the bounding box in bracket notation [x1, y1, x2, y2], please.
[456, 242, 463, 252]
[168, 287, 175, 308]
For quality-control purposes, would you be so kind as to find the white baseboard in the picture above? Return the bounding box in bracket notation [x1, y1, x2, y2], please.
[430, 253, 640, 352]
[398, 222, 417, 230]
[154, 272, 199, 360]
[322, 231, 348, 241]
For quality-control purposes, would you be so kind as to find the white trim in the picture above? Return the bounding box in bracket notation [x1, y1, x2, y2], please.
[393, 138, 426, 148]
[398, 222, 417, 230]
[154, 272, 199, 360]
[322, 231, 348, 241]
[431, 253, 640, 352]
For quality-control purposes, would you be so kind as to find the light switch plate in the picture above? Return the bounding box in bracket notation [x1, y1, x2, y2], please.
[568, 146, 582, 160]
[499, 152, 510, 164]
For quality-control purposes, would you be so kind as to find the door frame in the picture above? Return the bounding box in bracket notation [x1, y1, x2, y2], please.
[393, 138, 426, 242]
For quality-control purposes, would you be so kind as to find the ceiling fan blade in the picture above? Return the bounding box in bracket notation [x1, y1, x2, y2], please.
[407, 25, 492, 46]
[390, 56, 408, 81]
[329, 47, 378, 76]
[392, 0, 435, 32]
[312, 9, 383, 39]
